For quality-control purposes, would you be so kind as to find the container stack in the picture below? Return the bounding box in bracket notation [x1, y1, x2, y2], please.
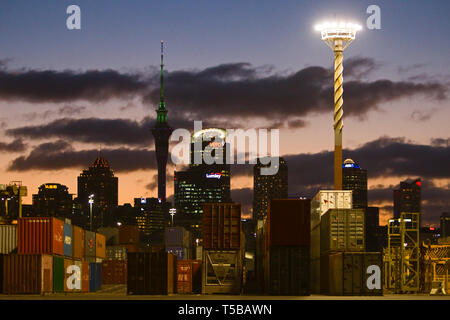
[1, 218, 104, 294]
[263, 199, 311, 296]
[118, 225, 140, 253]
[165, 226, 192, 260]
[177, 260, 202, 294]
[310, 190, 352, 294]
[127, 252, 176, 295]
[201, 203, 242, 294]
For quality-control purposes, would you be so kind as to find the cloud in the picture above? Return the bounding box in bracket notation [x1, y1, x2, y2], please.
[0, 138, 27, 152]
[7, 140, 156, 172]
[145, 172, 174, 191]
[230, 187, 253, 217]
[0, 68, 147, 103]
[410, 109, 436, 122]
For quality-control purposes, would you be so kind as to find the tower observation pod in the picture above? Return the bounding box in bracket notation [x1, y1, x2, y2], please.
[314, 21, 362, 190]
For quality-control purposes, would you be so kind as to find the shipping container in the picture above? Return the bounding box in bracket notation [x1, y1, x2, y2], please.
[64, 258, 73, 292]
[196, 246, 203, 260]
[53, 256, 64, 293]
[119, 225, 140, 244]
[323, 252, 383, 296]
[72, 260, 82, 292]
[18, 217, 64, 256]
[202, 249, 242, 294]
[63, 222, 73, 258]
[0, 225, 17, 254]
[89, 262, 102, 292]
[320, 209, 365, 253]
[268, 246, 310, 296]
[202, 203, 241, 250]
[0, 254, 3, 293]
[127, 252, 176, 295]
[2, 254, 53, 294]
[106, 245, 127, 260]
[267, 199, 310, 247]
[95, 233, 106, 259]
[98, 226, 119, 245]
[72, 225, 85, 260]
[166, 247, 189, 260]
[102, 260, 127, 284]
[81, 262, 90, 292]
[85, 230, 96, 257]
[310, 258, 320, 294]
[165, 227, 191, 248]
[177, 260, 202, 294]
[311, 190, 353, 229]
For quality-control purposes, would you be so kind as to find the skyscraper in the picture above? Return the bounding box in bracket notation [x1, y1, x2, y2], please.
[393, 178, 421, 224]
[77, 155, 118, 230]
[253, 157, 288, 220]
[32, 183, 73, 218]
[342, 158, 367, 209]
[152, 41, 173, 202]
[440, 212, 450, 239]
[134, 197, 166, 245]
[174, 128, 231, 238]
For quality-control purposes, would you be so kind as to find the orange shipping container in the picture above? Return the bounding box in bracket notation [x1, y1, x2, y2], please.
[202, 203, 241, 250]
[18, 217, 64, 256]
[95, 233, 106, 259]
[2, 254, 53, 294]
[119, 225, 140, 244]
[72, 226, 85, 260]
[177, 260, 202, 294]
[102, 260, 127, 284]
[81, 262, 90, 292]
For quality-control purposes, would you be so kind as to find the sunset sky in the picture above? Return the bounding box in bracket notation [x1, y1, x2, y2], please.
[0, 0, 449, 226]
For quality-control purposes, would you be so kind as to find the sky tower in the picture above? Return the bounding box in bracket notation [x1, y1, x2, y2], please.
[315, 21, 362, 190]
[152, 41, 173, 202]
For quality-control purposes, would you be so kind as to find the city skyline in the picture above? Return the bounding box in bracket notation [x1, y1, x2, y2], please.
[0, 1, 449, 226]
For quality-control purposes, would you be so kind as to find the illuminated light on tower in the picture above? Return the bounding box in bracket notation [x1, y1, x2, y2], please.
[315, 21, 362, 190]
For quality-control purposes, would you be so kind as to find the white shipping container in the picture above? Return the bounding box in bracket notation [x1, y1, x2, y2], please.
[311, 190, 353, 229]
[0, 224, 17, 254]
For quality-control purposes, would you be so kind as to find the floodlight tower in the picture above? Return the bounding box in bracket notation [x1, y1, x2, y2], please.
[315, 21, 362, 190]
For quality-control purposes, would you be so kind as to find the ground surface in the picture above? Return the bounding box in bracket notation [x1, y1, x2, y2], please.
[0, 285, 449, 300]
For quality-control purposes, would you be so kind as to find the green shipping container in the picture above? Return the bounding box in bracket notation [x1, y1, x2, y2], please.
[53, 256, 65, 293]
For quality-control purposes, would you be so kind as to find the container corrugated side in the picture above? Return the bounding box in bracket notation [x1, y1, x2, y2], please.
[85, 230, 96, 257]
[311, 190, 353, 229]
[202, 203, 241, 250]
[0, 225, 17, 254]
[81, 261, 90, 292]
[64, 258, 74, 292]
[0, 254, 4, 293]
[2, 254, 53, 294]
[102, 260, 127, 284]
[95, 233, 106, 259]
[106, 245, 127, 260]
[119, 225, 140, 245]
[269, 246, 310, 295]
[177, 260, 202, 294]
[18, 217, 64, 255]
[72, 225, 85, 260]
[63, 223, 73, 258]
[202, 249, 242, 294]
[53, 255, 64, 293]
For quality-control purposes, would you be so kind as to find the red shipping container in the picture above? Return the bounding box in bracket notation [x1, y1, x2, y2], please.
[202, 203, 241, 250]
[118, 225, 140, 245]
[18, 217, 64, 256]
[102, 260, 127, 284]
[2, 254, 53, 294]
[81, 262, 90, 292]
[177, 260, 202, 294]
[267, 199, 311, 247]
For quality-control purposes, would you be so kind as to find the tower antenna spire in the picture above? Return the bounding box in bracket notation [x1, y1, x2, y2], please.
[160, 40, 164, 106]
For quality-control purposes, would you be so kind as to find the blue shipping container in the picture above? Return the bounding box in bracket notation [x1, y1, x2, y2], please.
[89, 262, 102, 292]
[63, 223, 73, 257]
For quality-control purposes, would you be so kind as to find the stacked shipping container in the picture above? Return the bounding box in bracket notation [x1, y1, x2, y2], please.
[176, 260, 202, 294]
[202, 203, 242, 294]
[165, 227, 191, 260]
[0, 225, 17, 254]
[1, 218, 104, 294]
[263, 199, 311, 295]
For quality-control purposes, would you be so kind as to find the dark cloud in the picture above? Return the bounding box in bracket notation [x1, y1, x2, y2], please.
[0, 138, 27, 152]
[410, 109, 435, 122]
[344, 56, 380, 80]
[145, 172, 174, 191]
[0, 68, 147, 103]
[7, 140, 156, 172]
[7, 117, 156, 146]
[230, 187, 253, 217]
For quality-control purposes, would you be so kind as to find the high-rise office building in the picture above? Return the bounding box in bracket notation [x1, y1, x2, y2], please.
[173, 128, 231, 238]
[134, 197, 166, 245]
[441, 212, 450, 239]
[152, 41, 173, 203]
[32, 183, 73, 218]
[77, 155, 118, 230]
[393, 178, 421, 224]
[342, 158, 367, 209]
[252, 157, 288, 220]
[0, 182, 27, 221]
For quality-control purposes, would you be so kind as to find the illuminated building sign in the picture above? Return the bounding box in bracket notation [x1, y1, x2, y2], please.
[343, 163, 360, 168]
[45, 184, 58, 189]
[206, 173, 222, 179]
[141, 198, 146, 204]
